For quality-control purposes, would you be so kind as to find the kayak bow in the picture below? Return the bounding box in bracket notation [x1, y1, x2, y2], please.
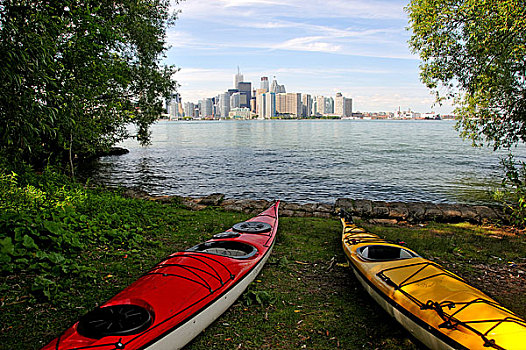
[43, 201, 280, 350]
[340, 212, 526, 350]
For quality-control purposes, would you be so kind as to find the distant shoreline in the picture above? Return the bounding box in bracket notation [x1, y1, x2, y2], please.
[157, 116, 456, 122]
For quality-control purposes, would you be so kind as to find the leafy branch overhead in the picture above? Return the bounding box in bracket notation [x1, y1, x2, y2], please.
[0, 0, 179, 166]
[406, 0, 526, 150]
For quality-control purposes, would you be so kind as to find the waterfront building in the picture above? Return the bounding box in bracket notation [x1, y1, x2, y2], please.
[230, 92, 241, 109]
[219, 93, 230, 118]
[325, 97, 334, 114]
[184, 102, 195, 118]
[166, 92, 183, 119]
[229, 107, 251, 119]
[315, 96, 326, 115]
[276, 93, 302, 118]
[199, 98, 213, 118]
[260, 77, 269, 92]
[335, 93, 352, 118]
[263, 92, 276, 119]
[237, 81, 252, 108]
[270, 77, 286, 94]
[301, 94, 312, 118]
[234, 66, 243, 89]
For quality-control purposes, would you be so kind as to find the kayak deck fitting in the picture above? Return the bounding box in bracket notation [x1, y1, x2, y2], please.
[42, 202, 279, 350]
[340, 212, 526, 350]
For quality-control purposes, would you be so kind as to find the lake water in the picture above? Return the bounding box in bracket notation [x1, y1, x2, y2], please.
[79, 119, 515, 204]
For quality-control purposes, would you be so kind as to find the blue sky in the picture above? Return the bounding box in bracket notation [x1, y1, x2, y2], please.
[165, 0, 454, 114]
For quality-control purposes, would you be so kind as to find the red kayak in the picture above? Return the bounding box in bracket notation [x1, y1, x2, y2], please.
[42, 201, 280, 350]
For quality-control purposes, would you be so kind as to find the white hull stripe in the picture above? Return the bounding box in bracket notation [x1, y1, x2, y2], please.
[140, 239, 276, 350]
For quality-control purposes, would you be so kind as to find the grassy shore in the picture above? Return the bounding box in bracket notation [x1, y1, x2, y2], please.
[1, 180, 525, 349]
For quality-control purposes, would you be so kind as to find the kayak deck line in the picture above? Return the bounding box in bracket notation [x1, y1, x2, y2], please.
[44, 202, 280, 350]
[340, 211, 526, 350]
[376, 261, 526, 349]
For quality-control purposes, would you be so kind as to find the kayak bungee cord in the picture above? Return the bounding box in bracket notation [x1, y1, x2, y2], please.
[377, 262, 526, 349]
[44, 202, 280, 350]
[340, 210, 526, 350]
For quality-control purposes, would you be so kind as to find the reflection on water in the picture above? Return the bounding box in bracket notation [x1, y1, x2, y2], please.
[78, 120, 519, 204]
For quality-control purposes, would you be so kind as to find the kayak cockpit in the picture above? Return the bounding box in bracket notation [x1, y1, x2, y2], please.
[357, 245, 418, 261]
[187, 241, 258, 259]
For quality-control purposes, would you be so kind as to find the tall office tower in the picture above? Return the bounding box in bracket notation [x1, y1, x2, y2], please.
[270, 77, 286, 94]
[344, 98, 353, 117]
[234, 66, 243, 89]
[237, 82, 252, 108]
[256, 91, 266, 117]
[200, 98, 213, 118]
[335, 93, 353, 117]
[264, 92, 276, 119]
[302, 94, 312, 118]
[230, 92, 241, 109]
[184, 102, 195, 118]
[315, 96, 326, 115]
[335, 93, 344, 116]
[260, 77, 269, 92]
[219, 93, 230, 118]
[325, 97, 334, 114]
[250, 97, 256, 113]
[166, 92, 183, 119]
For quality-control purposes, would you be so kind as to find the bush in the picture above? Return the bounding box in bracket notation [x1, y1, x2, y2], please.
[494, 155, 526, 227]
[0, 167, 152, 300]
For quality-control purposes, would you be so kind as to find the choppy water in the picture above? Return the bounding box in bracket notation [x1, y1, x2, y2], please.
[78, 119, 517, 204]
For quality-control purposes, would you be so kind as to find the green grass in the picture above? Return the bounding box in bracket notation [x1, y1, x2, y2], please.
[1, 174, 525, 349]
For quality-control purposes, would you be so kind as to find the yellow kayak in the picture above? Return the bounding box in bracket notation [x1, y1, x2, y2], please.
[340, 213, 526, 350]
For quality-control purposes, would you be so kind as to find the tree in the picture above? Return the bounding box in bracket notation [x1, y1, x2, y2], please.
[407, 0, 526, 225]
[406, 0, 526, 149]
[0, 0, 179, 168]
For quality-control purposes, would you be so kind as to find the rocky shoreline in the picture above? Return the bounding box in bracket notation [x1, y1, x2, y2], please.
[123, 189, 506, 225]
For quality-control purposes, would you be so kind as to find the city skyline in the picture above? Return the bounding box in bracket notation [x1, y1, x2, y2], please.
[164, 0, 455, 114]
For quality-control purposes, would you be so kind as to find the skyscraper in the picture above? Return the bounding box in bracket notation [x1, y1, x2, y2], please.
[234, 66, 243, 89]
[335, 92, 352, 117]
[264, 92, 276, 119]
[260, 77, 269, 92]
[276, 93, 302, 118]
[219, 93, 230, 118]
[237, 82, 252, 108]
[270, 77, 286, 93]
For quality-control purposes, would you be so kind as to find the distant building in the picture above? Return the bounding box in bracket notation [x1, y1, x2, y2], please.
[229, 107, 251, 119]
[335, 93, 352, 117]
[234, 67, 243, 89]
[270, 77, 286, 93]
[219, 93, 230, 118]
[237, 81, 252, 108]
[230, 92, 241, 109]
[260, 77, 269, 92]
[325, 97, 334, 114]
[302, 94, 312, 118]
[184, 102, 195, 118]
[166, 92, 183, 119]
[263, 92, 276, 119]
[199, 98, 213, 118]
[276, 93, 302, 118]
[315, 96, 325, 115]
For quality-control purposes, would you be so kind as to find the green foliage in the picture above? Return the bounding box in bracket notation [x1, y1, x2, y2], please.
[242, 287, 277, 307]
[407, 0, 526, 150]
[494, 155, 526, 226]
[0, 0, 179, 167]
[407, 0, 526, 225]
[0, 167, 153, 300]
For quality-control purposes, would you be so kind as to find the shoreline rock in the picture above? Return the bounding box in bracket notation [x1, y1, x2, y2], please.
[121, 189, 506, 225]
[124, 188, 508, 224]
